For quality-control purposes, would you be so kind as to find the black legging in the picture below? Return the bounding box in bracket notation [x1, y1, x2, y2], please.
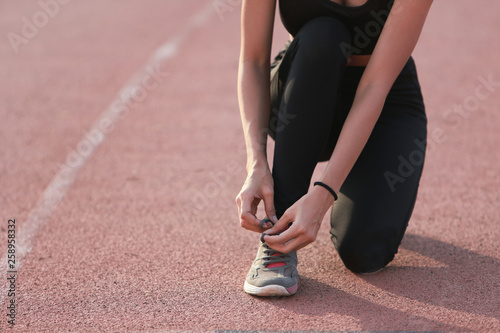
[268, 17, 427, 273]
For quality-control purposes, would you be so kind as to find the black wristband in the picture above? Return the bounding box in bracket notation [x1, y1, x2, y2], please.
[314, 181, 338, 201]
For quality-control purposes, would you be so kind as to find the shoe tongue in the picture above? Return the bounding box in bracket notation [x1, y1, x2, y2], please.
[267, 252, 285, 268]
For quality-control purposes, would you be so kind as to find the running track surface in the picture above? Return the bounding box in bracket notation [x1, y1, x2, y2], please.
[1, 1, 499, 332]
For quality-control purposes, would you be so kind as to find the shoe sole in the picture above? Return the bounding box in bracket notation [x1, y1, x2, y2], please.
[244, 281, 298, 296]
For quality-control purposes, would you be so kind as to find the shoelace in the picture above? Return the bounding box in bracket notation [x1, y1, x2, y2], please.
[261, 243, 287, 268]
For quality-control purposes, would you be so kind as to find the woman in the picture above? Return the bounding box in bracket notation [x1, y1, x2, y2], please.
[235, 0, 433, 296]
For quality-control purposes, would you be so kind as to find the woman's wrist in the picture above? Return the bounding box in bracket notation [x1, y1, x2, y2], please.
[313, 181, 338, 201]
[246, 154, 269, 173]
[318, 173, 343, 199]
[310, 185, 336, 209]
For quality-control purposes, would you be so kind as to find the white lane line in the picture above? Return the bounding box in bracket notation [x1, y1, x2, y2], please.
[0, 1, 215, 306]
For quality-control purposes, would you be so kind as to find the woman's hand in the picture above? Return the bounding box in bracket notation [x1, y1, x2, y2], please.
[263, 186, 335, 253]
[236, 166, 278, 233]
[236, 0, 278, 233]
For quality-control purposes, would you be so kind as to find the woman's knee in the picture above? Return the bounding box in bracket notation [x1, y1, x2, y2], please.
[332, 227, 402, 273]
[295, 17, 351, 63]
[338, 242, 394, 273]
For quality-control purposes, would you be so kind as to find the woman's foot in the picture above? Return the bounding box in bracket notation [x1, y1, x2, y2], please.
[244, 241, 298, 296]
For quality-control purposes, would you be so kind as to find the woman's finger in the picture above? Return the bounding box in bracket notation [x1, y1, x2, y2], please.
[264, 221, 299, 246]
[265, 210, 294, 235]
[264, 229, 310, 253]
[239, 195, 261, 230]
[262, 191, 278, 225]
[259, 218, 274, 230]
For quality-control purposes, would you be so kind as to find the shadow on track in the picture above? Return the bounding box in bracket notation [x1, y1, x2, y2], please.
[250, 233, 500, 331]
[361, 233, 500, 319]
[258, 277, 461, 332]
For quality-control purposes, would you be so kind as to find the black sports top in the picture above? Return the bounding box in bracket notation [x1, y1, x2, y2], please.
[279, 0, 394, 55]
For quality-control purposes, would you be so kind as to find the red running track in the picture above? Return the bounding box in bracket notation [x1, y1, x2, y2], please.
[0, 0, 499, 331]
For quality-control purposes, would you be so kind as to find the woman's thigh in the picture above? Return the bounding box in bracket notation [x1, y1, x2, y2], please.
[330, 58, 428, 273]
[269, 17, 352, 216]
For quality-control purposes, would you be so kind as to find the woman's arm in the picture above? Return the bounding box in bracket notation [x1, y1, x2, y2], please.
[320, 0, 434, 193]
[264, 0, 434, 253]
[235, 0, 279, 231]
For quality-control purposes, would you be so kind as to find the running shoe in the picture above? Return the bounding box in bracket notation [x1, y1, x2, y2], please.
[243, 241, 298, 296]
